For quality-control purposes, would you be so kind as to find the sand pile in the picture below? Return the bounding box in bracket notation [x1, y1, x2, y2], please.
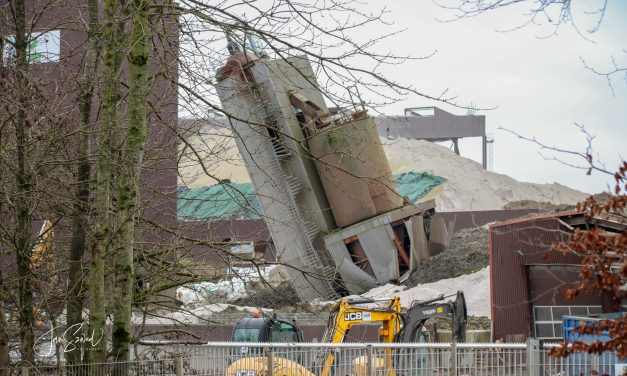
[178, 127, 250, 187]
[347, 267, 491, 317]
[179, 129, 587, 211]
[382, 138, 587, 211]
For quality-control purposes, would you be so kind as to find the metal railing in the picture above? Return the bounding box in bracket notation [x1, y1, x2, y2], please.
[2, 341, 622, 376]
[0, 359, 179, 376]
[538, 343, 619, 376]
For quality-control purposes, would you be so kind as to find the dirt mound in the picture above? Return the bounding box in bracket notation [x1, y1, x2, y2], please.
[406, 227, 488, 286]
[431, 315, 491, 331]
[503, 199, 576, 211]
[229, 281, 301, 309]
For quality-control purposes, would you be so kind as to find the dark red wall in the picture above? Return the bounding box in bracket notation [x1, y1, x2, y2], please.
[489, 212, 609, 341]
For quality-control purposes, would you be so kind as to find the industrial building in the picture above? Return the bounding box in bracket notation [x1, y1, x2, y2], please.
[374, 106, 492, 170]
[489, 211, 626, 341]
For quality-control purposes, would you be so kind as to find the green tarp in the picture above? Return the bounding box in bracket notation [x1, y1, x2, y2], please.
[396, 171, 446, 204]
[178, 182, 262, 221]
[178, 171, 446, 221]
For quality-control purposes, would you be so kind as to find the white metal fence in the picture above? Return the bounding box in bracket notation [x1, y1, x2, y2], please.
[3, 342, 622, 376]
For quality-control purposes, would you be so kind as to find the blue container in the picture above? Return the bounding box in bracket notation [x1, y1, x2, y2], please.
[561, 315, 619, 375]
[562, 315, 613, 343]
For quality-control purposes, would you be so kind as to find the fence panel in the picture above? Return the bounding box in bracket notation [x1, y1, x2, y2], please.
[539, 344, 620, 376]
[0, 359, 179, 376]
[180, 342, 528, 376]
[1, 342, 622, 376]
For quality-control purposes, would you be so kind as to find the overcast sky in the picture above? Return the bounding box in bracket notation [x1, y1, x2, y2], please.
[355, 1, 626, 194]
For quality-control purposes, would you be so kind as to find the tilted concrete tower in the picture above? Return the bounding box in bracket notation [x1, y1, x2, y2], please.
[216, 51, 441, 300]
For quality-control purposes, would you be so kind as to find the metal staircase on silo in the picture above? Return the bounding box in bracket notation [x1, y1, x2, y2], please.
[250, 87, 339, 300]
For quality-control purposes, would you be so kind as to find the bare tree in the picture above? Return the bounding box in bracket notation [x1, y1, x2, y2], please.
[3, 0, 38, 362]
[1, 0, 83, 364]
[111, 0, 150, 364]
[0, 0, 462, 368]
[66, 0, 101, 366]
[87, 0, 126, 364]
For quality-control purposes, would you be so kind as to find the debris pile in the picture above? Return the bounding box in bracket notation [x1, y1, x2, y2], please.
[407, 226, 488, 286]
[503, 200, 576, 211]
[433, 315, 492, 331]
[176, 266, 276, 306]
[229, 282, 301, 310]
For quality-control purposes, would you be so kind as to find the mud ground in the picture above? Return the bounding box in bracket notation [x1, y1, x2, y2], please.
[233, 226, 490, 312]
[503, 199, 576, 211]
[230, 281, 302, 309]
[406, 226, 489, 286]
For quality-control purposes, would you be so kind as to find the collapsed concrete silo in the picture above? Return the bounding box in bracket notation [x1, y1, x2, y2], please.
[215, 48, 442, 299]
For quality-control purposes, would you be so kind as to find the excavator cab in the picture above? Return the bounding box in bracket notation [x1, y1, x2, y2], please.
[231, 316, 303, 342]
[396, 291, 467, 343]
[229, 314, 304, 364]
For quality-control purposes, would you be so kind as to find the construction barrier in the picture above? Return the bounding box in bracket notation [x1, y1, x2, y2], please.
[2, 341, 623, 376]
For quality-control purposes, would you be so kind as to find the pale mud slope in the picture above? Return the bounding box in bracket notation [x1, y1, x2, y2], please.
[382, 138, 587, 211]
[178, 129, 250, 188]
[345, 267, 491, 318]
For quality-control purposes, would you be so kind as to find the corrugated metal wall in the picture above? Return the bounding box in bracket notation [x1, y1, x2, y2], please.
[525, 265, 601, 306]
[489, 213, 603, 341]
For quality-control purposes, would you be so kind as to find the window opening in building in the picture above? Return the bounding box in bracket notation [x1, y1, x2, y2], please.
[533, 305, 602, 339]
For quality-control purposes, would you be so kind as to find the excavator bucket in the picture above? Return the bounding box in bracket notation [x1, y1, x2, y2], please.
[452, 291, 468, 343]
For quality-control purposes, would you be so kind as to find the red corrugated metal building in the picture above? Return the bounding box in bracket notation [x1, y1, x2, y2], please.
[489, 211, 623, 341]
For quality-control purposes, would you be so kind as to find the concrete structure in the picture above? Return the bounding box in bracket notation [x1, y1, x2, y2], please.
[215, 55, 341, 300]
[183, 106, 488, 168]
[215, 53, 444, 300]
[375, 107, 488, 169]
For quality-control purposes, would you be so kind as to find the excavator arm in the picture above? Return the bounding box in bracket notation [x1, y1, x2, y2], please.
[319, 297, 401, 376]
[396, 291, 467, 343]
[322, 297, 401, 343]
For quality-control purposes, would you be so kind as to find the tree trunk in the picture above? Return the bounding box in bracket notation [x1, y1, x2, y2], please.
[13, 0, 35, 363]
[112, 0, 149, 367]
[86, 0, 124, 364]
[0, 271, 9, 374]
[67, 0, 100, 367]
[0, 82, 9, 373]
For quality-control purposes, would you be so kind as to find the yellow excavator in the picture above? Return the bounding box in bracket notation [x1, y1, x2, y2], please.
[318, 297, 402, 376]
[225, 292, 467, 376]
